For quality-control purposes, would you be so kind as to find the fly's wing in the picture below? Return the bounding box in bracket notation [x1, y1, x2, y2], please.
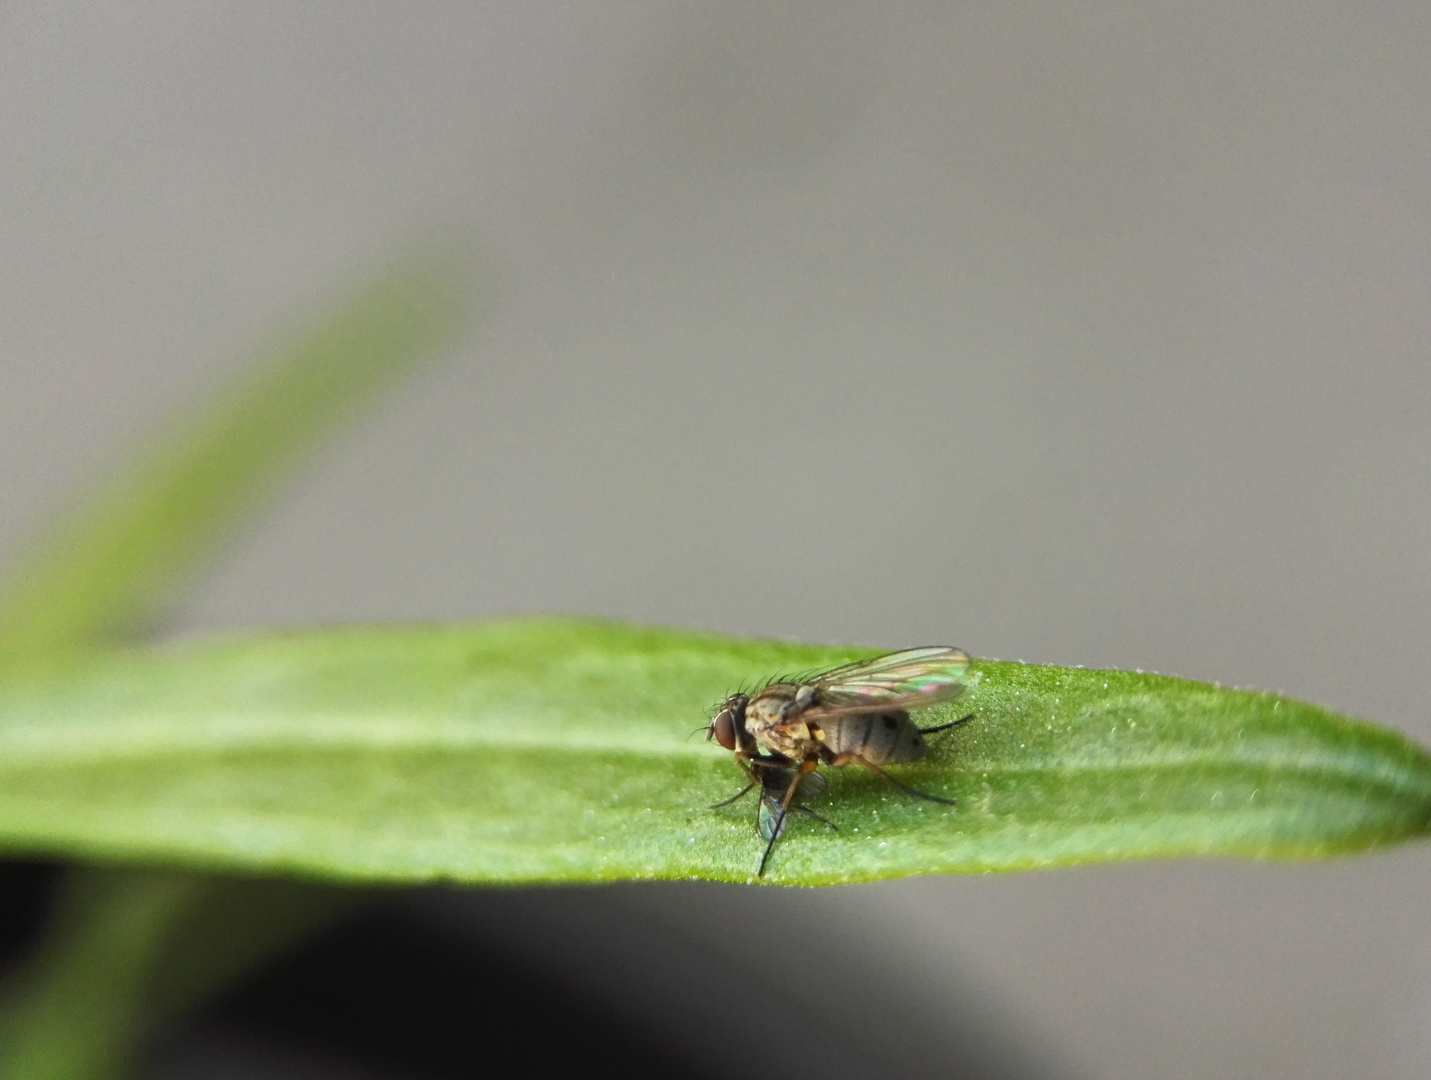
[758, 799, 784, 843]
[758, 770, 795, 842]
[809, 646, 970, 715]
[757, 769, 827, 842]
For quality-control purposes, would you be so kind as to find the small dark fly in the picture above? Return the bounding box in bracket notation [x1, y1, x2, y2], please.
[706, 646, 973, 875]
[710, 758, 836, 844]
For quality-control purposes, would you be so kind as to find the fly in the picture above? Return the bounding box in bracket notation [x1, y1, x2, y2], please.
[706, 646, 973, 875]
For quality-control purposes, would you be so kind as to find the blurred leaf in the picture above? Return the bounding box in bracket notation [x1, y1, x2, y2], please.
[0, 869, 363, 1080]
[0, 249, 476, 665]
[0, 618, 1424, 885]
[0, 871, 202, 1080]
[0, 249, 479, 1080]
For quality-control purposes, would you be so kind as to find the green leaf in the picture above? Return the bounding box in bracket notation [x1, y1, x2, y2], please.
[0, 248, 477, 665]
[0, 617, 1425, 885]
[0, 248, 480, 1080]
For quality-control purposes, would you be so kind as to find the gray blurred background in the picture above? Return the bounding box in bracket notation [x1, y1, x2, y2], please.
[2, 3, 1429, 1077]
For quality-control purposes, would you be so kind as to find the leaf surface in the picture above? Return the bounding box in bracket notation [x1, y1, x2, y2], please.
[0, 249, 477, 1080]
[0, 618, 1424, 885]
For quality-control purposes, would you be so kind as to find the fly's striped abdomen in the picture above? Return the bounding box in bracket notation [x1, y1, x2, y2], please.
[818, 710, 928, 764]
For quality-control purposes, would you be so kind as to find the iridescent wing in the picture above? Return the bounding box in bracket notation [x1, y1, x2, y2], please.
[807, 646, 970, 715]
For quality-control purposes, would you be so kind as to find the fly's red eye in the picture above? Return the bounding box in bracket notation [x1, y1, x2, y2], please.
[711, 709, 737, 750]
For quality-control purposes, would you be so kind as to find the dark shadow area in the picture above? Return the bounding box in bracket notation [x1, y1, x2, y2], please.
[413, 884, 1075, 1080]
[158, 901, 719, 1080]
[2, 870, 1069, 1080]
[0, 860, 64, 974]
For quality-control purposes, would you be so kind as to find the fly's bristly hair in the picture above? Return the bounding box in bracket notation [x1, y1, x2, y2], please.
[708, 677, 759, 713]
[750, 651, 915, 695]
[722, 656, 859, 700]
[754, 663, 834, 691]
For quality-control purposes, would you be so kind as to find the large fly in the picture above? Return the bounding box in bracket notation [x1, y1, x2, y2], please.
[706, 646, 973, 875]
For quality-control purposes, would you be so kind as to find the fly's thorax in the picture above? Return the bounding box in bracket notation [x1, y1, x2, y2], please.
[755, 721, 816, 760]
[742, 683, 796, 735]
[745, 684, 818, 759]
[818, 710, 928, 764]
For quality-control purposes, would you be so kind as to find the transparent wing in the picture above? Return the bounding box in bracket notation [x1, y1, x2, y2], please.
[757, 769, 827, 842]
[808, 646, 970, 714]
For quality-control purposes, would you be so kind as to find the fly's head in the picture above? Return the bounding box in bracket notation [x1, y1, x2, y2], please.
[708, 693, 753, 754]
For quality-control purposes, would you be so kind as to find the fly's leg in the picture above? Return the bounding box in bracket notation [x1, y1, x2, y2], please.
[758, 759, 818, 877]
[852, 756, 957, 806]
[789, 805, 838, 831]
[708, 782, 756, 809]
[710, 753, 790, 809]
[918, 712, 975, 736]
